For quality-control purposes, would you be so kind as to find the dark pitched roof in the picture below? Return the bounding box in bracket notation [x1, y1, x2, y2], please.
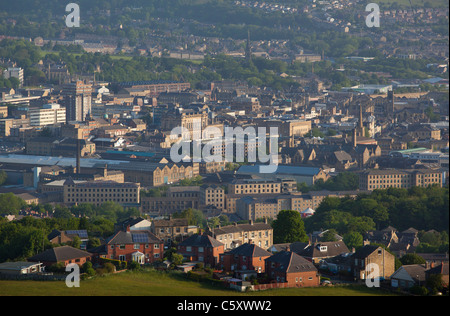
[265, 251, 317, 273]
[213, 222, 272, 236]
[179, 233, 224, 248]
[47, 229, 62, 241]
[399, 264, 427, 282]
[226, 243, 272, 258]
[27, 246, 92, 263]
[300, 241, 350, 259]
[152, 218, 189, 228]
[107, 230, 162, 245]
[116, 217, 148, 230]
[427, 263, 449, 276]
[351, 245, 381, 259]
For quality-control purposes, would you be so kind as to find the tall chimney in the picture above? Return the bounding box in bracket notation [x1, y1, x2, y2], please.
[76, 138, 81, 174]
[353, 128, 357, 148]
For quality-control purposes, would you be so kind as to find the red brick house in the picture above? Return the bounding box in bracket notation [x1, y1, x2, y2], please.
[93, 227, 164, 264]
[220, 243, 272, 274]
[178, 233, 224, 267]
[265, 251, 320, 288]
[27, 246, 92, 268]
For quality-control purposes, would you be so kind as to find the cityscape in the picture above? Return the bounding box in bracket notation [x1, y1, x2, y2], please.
[0, 0, 448, 301]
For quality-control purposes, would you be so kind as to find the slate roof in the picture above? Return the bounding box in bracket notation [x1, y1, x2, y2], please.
[351, 245, 381, 259]
[300, 241, 350, 259]
[213, 222, 272, 236]
[265, 251, 317, 273]
[107, 230, 162, 245]
[226, 243, 272, 258]
[152, 218, 189, 228]
[427, 263, 449, 276]
[179, 233, 224, 248]
[396, 264, 427, 282]
[27, 246, 92, 263]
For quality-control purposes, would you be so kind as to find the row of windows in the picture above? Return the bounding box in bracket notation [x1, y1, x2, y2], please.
[112, 243, 160, 250]
[68, 198, 134, 203]
[67, 188, 136, 193]
[114, 253, 160, 261]
[67, 193, 137, 197]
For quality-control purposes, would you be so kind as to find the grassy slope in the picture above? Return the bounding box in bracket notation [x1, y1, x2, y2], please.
[0, 270, 398, 296]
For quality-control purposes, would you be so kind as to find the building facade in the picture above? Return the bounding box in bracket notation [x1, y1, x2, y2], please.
[359, 169, 443, 190]
[63, 179, 140, 206]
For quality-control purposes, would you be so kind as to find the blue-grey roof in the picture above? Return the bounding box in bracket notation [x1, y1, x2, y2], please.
[237, 164, 321, 176]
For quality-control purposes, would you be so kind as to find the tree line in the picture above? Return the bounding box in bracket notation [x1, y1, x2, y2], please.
[302, 185, 449, 250]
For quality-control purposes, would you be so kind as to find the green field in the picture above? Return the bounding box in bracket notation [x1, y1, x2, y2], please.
[0, 270, 398, 296]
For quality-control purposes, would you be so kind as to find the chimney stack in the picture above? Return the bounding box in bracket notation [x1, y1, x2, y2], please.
[352, 128, 357, 148]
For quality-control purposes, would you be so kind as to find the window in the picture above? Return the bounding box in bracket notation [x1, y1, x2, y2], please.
[134, 244, 140, 250]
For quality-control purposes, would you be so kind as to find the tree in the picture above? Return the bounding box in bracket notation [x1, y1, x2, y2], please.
[0, 170, 7, 186]
[272, 210, 308, 244]
[70, 236, 81, 249]
[343, 231, 363, 250]
[400, 253, 426, 265]
[171, 253, 184, 266]
[0, 193, 26, 214]
[321, 229, 339, 242]
[426, 274, 444, 294]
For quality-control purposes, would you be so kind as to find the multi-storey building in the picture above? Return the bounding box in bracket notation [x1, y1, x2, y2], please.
[220, 243, 272, 274]
[63, 179, 140, 206]
[208, 220, 273, 251]
[0, 116, 29, 137]
[228, 178, 296, 195]
[0, 106, 8, 118]
[177, 233, 224, 267]
[61, 81, 93, 122]
[200, 184, 225, 209]
[28, 104, 66, 126]
[25, 137, 95, 157]
[3, 67, 24, 86]
[235, 190, 365, 221]
[116, 80, 191, 98]
[100, 227, 164, 264]
[359, 169, 443, 191]
[151, 216, 197, 246]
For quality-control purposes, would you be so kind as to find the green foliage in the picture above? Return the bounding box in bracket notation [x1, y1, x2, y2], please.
[343, 231, 364, 250]
[304, 186, 449, 235]
[409, 285, 429, 296]
[0, 170, 8, 186]
[0, 193, 27, 214]
[172, 208, 206, 229]
[272, 210, 309, 244]
[297, 172, 359, 193]
[426, 274, 444, 294]
[178, 175, 203, 186]
[400, 253, 426, 265]
[321, 229, 339, 242]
